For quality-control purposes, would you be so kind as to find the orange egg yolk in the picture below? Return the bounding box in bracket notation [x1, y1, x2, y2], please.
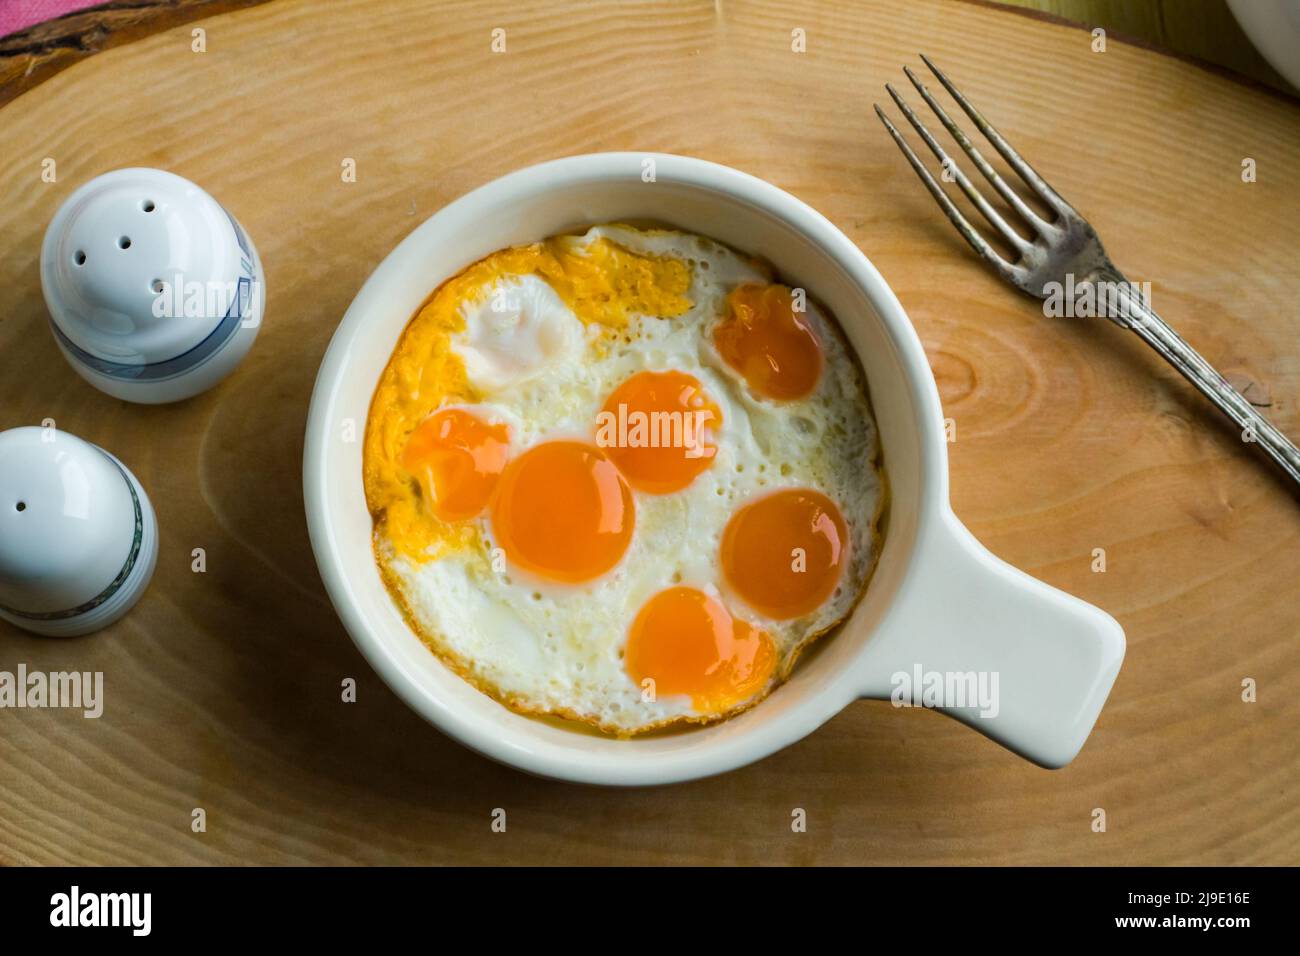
[714, 284, 823, 400]
[401, 408, 510, 522]
[596, 370, 722, 494]
[720, 488, 848, 619]
[490, 440, 635, 583]
[624, 587, 776, 713]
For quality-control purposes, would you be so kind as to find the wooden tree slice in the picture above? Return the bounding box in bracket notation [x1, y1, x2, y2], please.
[0, 0, 1295, 865]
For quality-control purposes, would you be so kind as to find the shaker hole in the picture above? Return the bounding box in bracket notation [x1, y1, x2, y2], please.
[15, 501, 26, 512]
[74, 251, 86, 265]
[151, 279, 165, 293]
[142, 200, 156, 212]
[118, 236, 132, 249]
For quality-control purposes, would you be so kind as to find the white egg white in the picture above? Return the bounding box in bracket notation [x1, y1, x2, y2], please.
[455, 273, 585, 392]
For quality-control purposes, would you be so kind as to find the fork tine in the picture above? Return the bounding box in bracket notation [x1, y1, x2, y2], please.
[873, 104, 1020, 283]
[902, 65, 1051, 232]
[918, 54, 1070, 217]
[884, 82, 1030, 258]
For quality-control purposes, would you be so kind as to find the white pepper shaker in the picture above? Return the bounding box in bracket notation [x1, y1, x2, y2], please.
[0, 427, 158, 637]
[40, 167, 264, 404]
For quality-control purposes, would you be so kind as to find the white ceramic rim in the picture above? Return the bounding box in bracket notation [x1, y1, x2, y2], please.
[1227, 0, 1300, 92]
[303, 152, 952, 785]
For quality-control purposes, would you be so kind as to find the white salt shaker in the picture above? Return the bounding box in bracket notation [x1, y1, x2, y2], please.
[40, 167, 264, 404]
[0, 426, 158, 637]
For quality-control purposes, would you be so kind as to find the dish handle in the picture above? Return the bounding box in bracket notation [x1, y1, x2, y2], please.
[857, 507, 1126, 768]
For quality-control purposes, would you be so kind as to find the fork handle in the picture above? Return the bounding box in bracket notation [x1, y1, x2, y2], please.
[1095, 268, 1300, 488]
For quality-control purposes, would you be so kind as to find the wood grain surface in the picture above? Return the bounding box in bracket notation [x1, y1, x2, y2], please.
[0, 0, 1297, 866]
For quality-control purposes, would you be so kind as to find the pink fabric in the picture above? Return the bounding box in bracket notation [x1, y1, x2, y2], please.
[1, 0, 102, 39]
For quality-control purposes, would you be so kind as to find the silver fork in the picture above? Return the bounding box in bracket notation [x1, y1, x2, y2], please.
[876, 55, 1300, 489]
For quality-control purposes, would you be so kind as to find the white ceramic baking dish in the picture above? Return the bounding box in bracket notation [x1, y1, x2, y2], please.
[303, 152, 1125, 786]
